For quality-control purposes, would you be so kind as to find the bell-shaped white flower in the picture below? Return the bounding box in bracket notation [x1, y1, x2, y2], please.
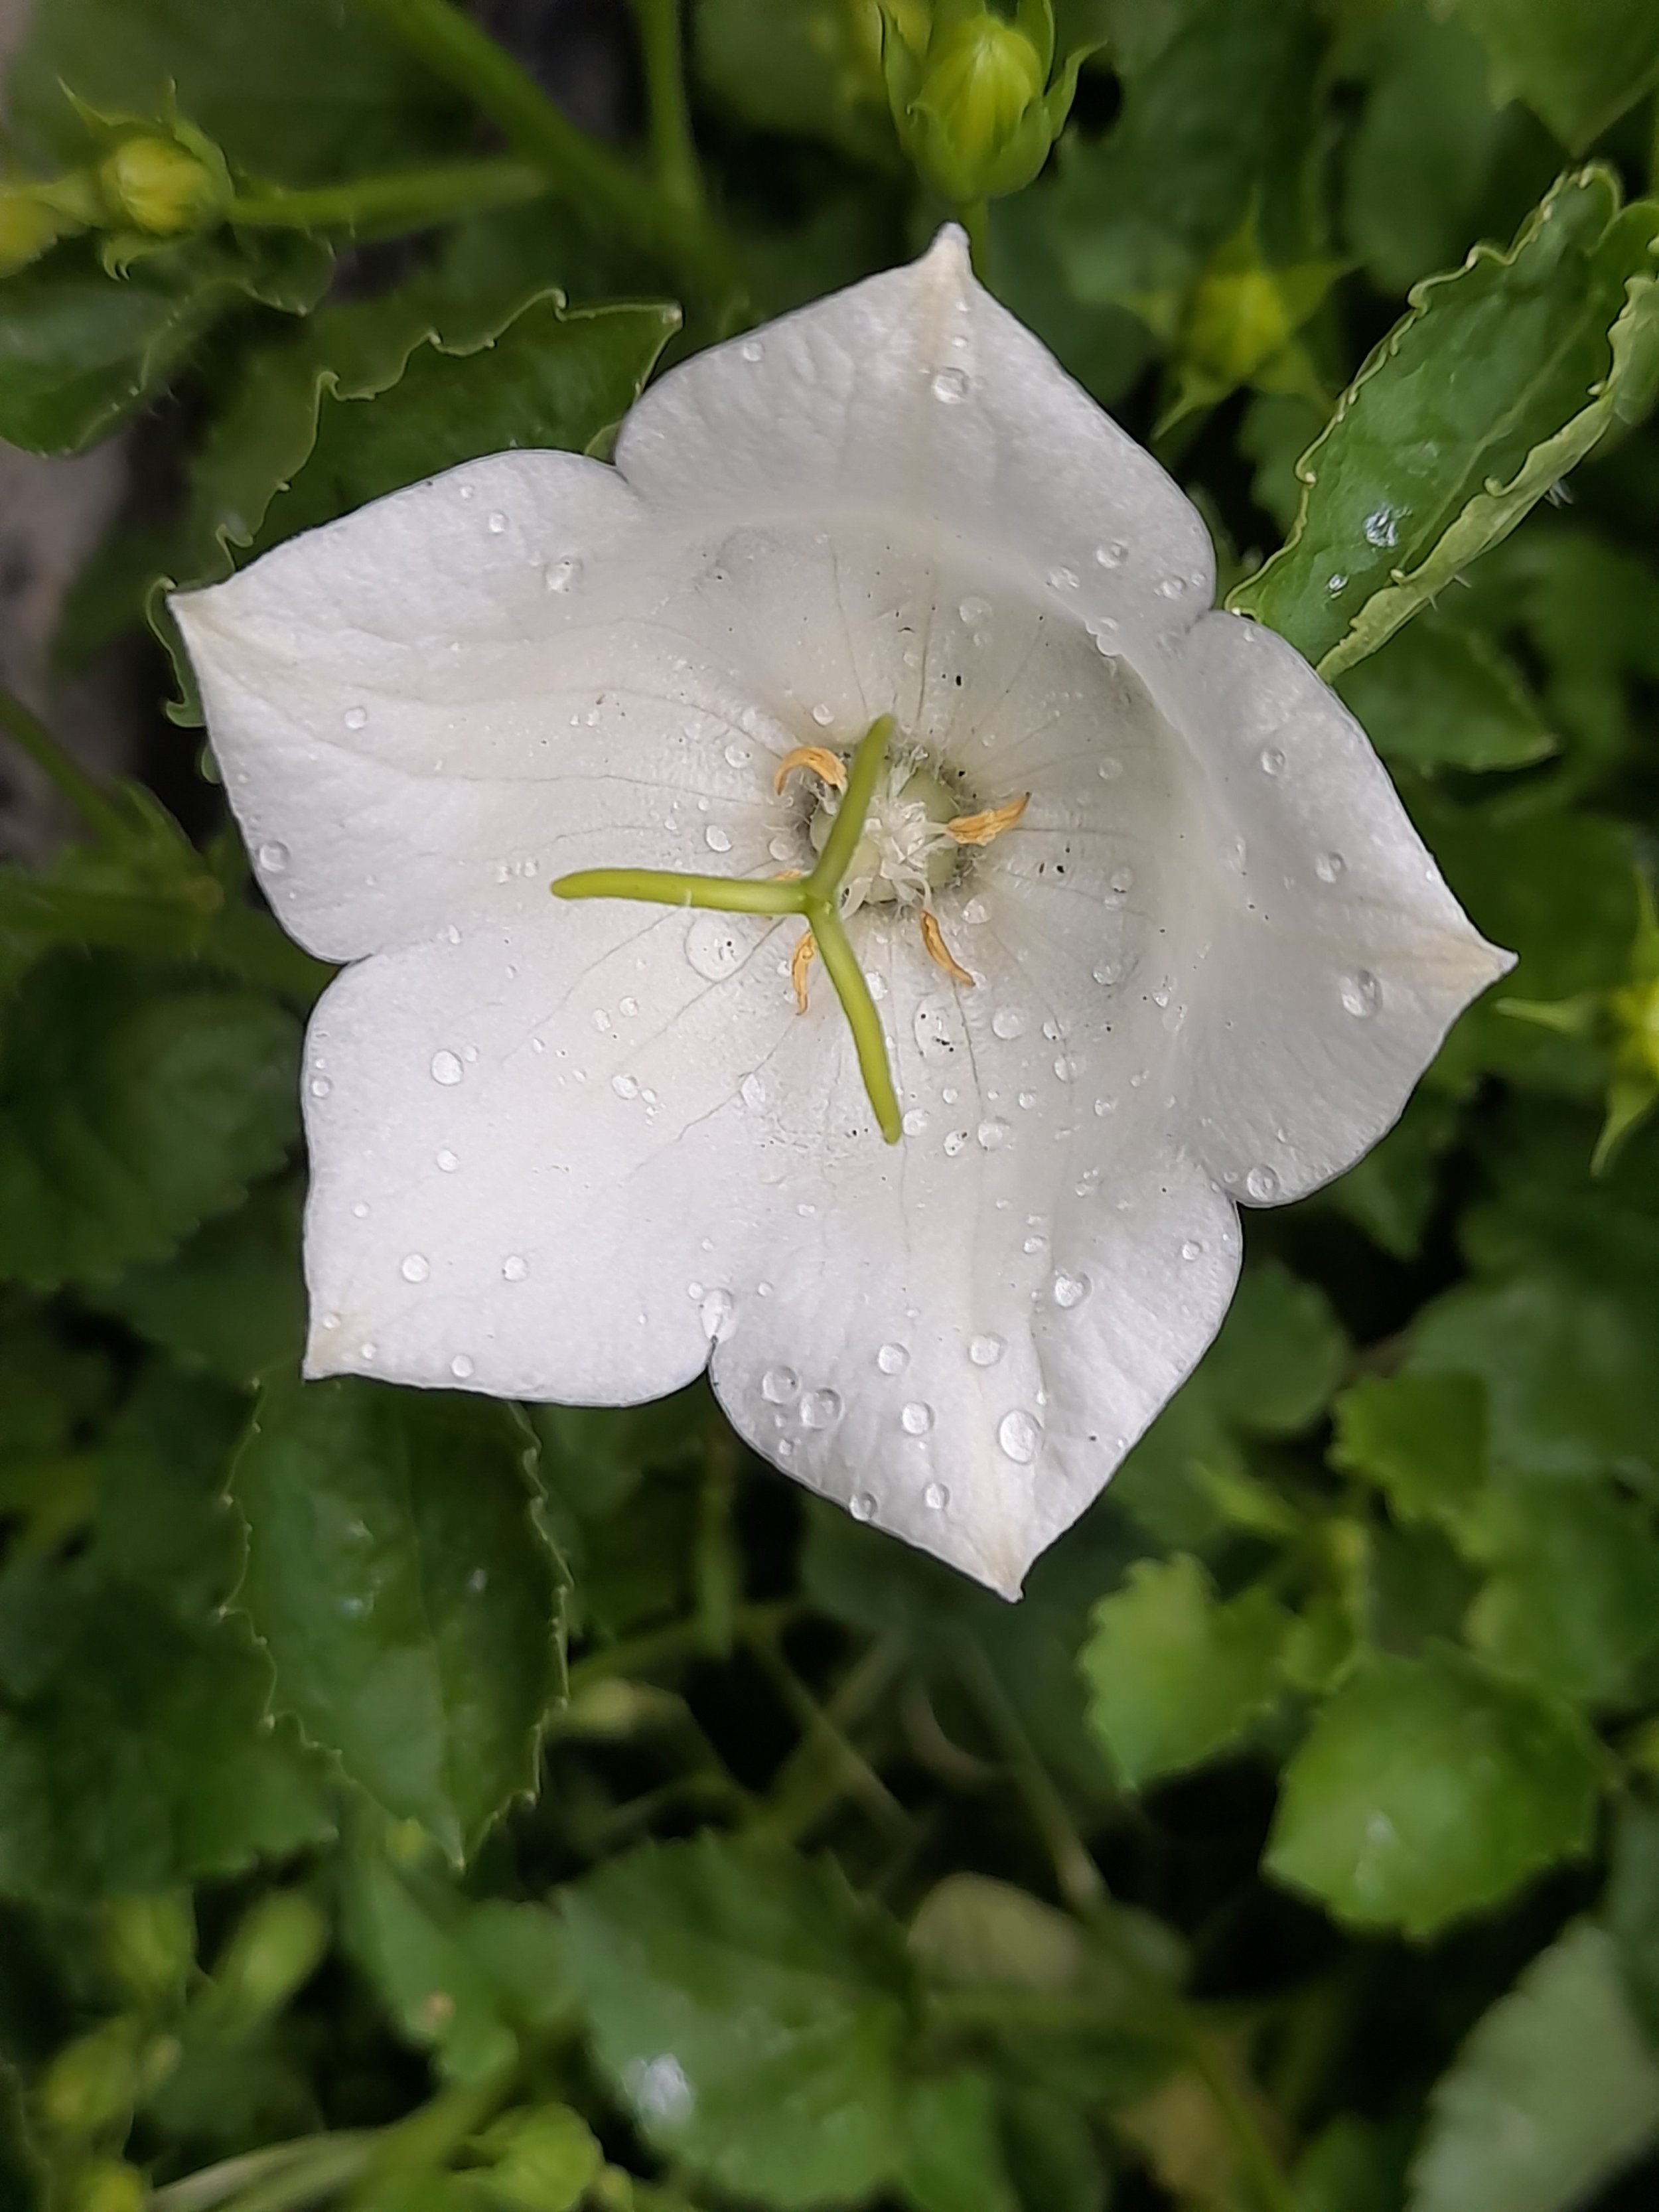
[173, 230, 1509, 1597]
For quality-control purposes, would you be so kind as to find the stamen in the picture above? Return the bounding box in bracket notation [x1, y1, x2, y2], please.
[946, 792, 1030, 846]
[920, 909, 974, 987]
[790, 930, 816, 1012]
[774, 745, 847, 796]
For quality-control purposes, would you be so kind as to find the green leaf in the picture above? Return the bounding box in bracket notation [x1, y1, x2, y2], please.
[0, 789, 223, 960]
[341, 1816, 573, 2084]
[1323, 1084, 1462, 1258]
[0, 952, 299, 1291]
[1203, 1260, 1348, 1436]
[1445, 0, 1659, 153]
[1330, 1372, 1488, 1530]
[233, 1375, 566, 1864]
[1265, 1645, 1602, 1936]
[1607, 1798, 1659, 2051]
[561, 1834, 916, 2209]
[1464, 1478, 1659, 1706]
[900, 2073, 1018, 2212]
[696, 0, 898, 167]
[470, 2108, 602, 2212]
[1343, 1, 1507, 295]
[1080, 1556, 1291, 1788]
[1230, 170, 1659, 677]
[0, 233, 332, 456]
[7, 0, 465, 183]
[1407, 1922, 1659, 2212]
[1291, 2117, 1408, 2212]
[1335, 618, 1556, 773]
[90, 1181, 305, 1386]
[1055, 0, 1321, 320]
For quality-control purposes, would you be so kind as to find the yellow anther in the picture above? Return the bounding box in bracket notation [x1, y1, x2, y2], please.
[920, 909, 974, 988]
[790, 930, 817, 1012]
[772, 867, 806, 881]
[774, 745, 848, 796]
[946, 792, 1029, 846]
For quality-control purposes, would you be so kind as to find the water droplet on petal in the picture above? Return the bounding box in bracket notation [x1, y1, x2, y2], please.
[486, 510, 507, 534]
[1157, 575, 1187, 599]
[902, 1108, 929, 1136]
[998, 1409, 1041, 1463]
[740, 1072, 768, 1112]
[944, 1129, 968, 1157]
[431, 1050, 464, 1085]
[977, 1118, 1009, 1150]
[762, 1365, 798, 1404]
[451, 1353, 474, 1379]
[932, 367, 969, 403]
[257, 840, 289, 874]
[401, 1253, 430, 1282]
[343, 705, 368, 731]
[801, 1388, 843, 1430]
[924, 1481, 950, 1510]
[1181, 1239, 1203, 1261]
[1315, 851, 1346, 883]
[1097, 755, 1123, 780]
[686, 914, 745, 980]
[970, 1335, 1005, 1367]
[544, 556, 581, 593]
[1053, 1056, 1078, 1082]
[1046, 565, 1080, 591]
[1260, 746, 1286, 775]
[309, 1075, 332, 1099]
[850, 1491, 877, 1522]
[705, 825, 733, 853]
[877, 1342, 908, 1375]
[991, 1006, 1025, 1039]
[962, 896, 989, 924]
[502, 1254, 528, 1282]
[811, 701, 834, 727]
[725, 739, 753, 768]
[611, 1072, 640, 1099]
[1110, 867, 1134, 895]
[1096, 540, 1128, 568]
[1340, 968, 1382, 1017]
[1245, 1165, 1279, 1201]
[740, 336, 764, 362]
[958, 595, 991, 630]
[901, 1401, 934, 1436]
[1052, 1270, 1091, 1309]
[699, 1288, 735, 1341]
[436, 1147, 459, 1171]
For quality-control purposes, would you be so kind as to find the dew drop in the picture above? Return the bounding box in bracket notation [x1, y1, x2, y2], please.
[932, 367, 970, 403]
[1046, 565, 1080, 591]
[1245, 1164, 1279, 1201]
[902, 1108, 929, 1136]
[255, 840, 291, 879]
[800, 1388, 843, 1430]
[320, 1311, 340, 1331]
[358, 1341, 377, 1362]
[486, 510, 508, 534]
[977, 1117, 1009, 1150]
[998, 1409, 1041, 1464]
[740, 1071, 768, 1112]
[1110, 867, 1135, 895]
[309, 1074, 332, 1099]
[430, 1050, 464, 1085]
[725, 739, 753, 768]
[740, 336, 764, 363]
[611, 1072, 640, 1100]
[451, 1353, 474, 1380]
[1260, 745, 1286, 775]
[1052, 1270, 1091, 1309]
[1315, 850, 1346, 883]
[958, 595, 991, 630]
[944, 1129, 968, 1157]
[902, 1401, 934, 1436]
[544, 556, 581, 593]
[1340, 968, 1383, 1017]
[1053, 1056, 1078, 1082]
[705, 825, 733, 853]
[924, 1481, 950, 1510]
[877, 1342, 908, 1375]
[962, 896, 989, 924]
[811, 701, 834, 727]
[1326, 571, 1348, 595]
[762, 1365, 798, 1404]
[1181, 1239, 1204, 1261]
[686, 913, 746, 980]
[991, 1005, 1026, 1039]
[1363, 507, 1398, 549]
[850, 1491, 877, 1522]
[970, 1335, 1005, 1367]
[502, 1254, 528, 1282]
[699, 1288, 735, 1341]
[401, 1253, 430, 1282]
[436, 1147, 459, 1172]
[343, 705, 369, 731]
[1095, 540, 1128, 567]
[1097, 755, 1123, 781]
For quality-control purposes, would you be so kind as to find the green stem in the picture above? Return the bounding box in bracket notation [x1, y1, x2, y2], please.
[744, 1632, 909, 1844]
[150, 2137, 372, 2212]
[808, 716, 893, 893]
[958, 198, 993, 284]
[355, 0, 738, 306]
[632, 0, 705, 214]
[228, 157, 545, 236]
[0, 682, 130, 846]
[552, 867, 804, 916]
[806, 900, 902, 1143]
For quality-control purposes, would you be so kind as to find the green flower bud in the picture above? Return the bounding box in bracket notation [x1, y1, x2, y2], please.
[1182, 265, 1296, 389]
[0, 188, 75, 276]
[40, 2024, 139, 2139]
[880, 1, 1094, 206]
[210, 1891, 328, 2029]
[97, 131, 229, 236]
[72, 2162, 147, 2212]
[105, 1893, 195, 2009]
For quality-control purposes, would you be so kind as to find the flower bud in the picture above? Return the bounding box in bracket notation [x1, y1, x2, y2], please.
[71, 2162, 147, 2212]
[881, 1, 1092, 206]
[0, 188, 73, 276]
[1182, 265, 1297, 391]
[97, 132, 229, 237]
[210, 1891, 328, 2029]
[105, 1893, 195, 2009]
[40, 2024, 139, 2138]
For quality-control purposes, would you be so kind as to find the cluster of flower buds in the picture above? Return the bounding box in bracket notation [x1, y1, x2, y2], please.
[875, 0, 1096, 206]
[0, 98, 232, 276]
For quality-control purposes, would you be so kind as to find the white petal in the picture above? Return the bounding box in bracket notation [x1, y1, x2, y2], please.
[616, 227, 1215, 663]
[1170, 612, 1513, 1202]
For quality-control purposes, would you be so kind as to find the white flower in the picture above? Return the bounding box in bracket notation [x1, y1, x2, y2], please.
[173, 229, 1509, 1597]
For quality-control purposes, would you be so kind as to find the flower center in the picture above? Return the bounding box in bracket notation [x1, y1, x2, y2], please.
[808, 754, 962, 908]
